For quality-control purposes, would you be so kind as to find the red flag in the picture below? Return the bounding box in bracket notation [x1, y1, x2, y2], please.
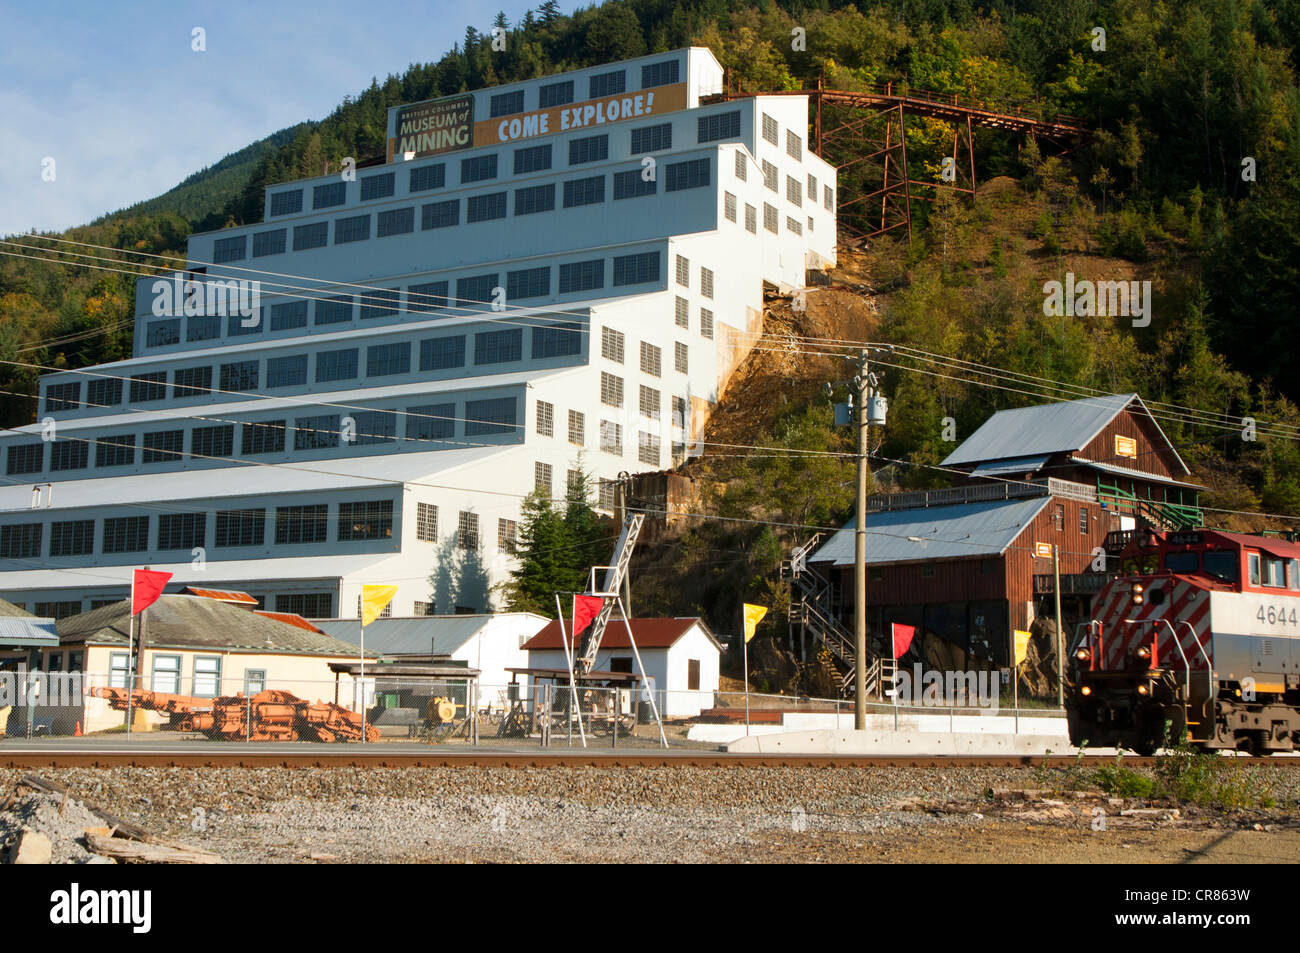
[132, 569, 173, 615]
[891, 623, 916, 659]
[571, 594, 605, 635]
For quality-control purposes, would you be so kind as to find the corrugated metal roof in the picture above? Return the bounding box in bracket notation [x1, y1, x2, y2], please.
[56, 595, 370, 656]
[0, 617, 59, 646]
[523, 617, 721, 651]
[254, 611, 324, 633]
[941, 394, 1191, 473]
[969, 454, 1051, 476]
[809, 496, 1050, 567]
[1070, 457, 1202, 489]
[0, 598, 33, 618]
[315, 614, 546, 656]
[184, 587, 258, 604]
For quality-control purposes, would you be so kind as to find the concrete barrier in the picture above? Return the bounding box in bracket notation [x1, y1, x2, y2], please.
[724, 728, 1073, 756]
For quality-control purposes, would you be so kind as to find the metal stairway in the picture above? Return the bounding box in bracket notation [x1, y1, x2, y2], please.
[574, 513, 644, 676]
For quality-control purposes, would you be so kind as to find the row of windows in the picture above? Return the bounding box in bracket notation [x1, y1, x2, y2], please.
[0, 501, 395, 559]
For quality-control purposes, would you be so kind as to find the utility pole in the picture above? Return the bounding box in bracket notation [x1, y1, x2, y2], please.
[1054, 543, 1064, 708]
[854, 350, 869, 730]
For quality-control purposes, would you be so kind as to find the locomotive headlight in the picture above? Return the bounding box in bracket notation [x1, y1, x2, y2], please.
[1134, 645, 1151, 661]
[1132, 583, 1144, 594]
[1080, 685, 1092, 696]
[1075, 647, 1091, 662]
[1137, 683, 1150, 696]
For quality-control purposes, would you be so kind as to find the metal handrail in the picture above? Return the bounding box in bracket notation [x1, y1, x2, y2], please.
[1178, 619, 1215, 709]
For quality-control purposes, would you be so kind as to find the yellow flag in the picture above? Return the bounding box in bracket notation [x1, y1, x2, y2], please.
[743, 603, 768, 643]
[361, 585, 398, 627]
[1014, 629, 1032, 666]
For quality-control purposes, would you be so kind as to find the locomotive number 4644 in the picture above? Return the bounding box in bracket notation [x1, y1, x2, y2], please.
[1256, 604, 1299, 626]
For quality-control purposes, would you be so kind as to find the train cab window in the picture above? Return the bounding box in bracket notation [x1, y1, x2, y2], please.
[1264, 555, 1286, 587]
[1289, 558, 1300, 591]
[1203, 551, 1238, 583]
[1164, 552, 1198, 573]
[1248, 552, 1261, 586]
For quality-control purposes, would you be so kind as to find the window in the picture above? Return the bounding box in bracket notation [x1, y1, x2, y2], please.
[407, 403, 455, 440]
[45, 381, 82, 413]
[213, 235, 246, 263]
[566, 469, 586, 500]
[762, 160, 778, 192]
[922, 564, 935, 578]
[315, 294, 353, 325]
[295, 414, 341, 451]
[639, 385, 660, 419]
[360, 171, 395, 201]
[675, 255, 689, 287]
[665, 158, 710, 192]
[1289, 558, 1300, 591]
[672, 395, 687, 428]
[532, 322, 581, 358]
[761, 113, 779, 145]
[640, 341, 662, 377]
[142, 430, 183, 463]
[407, 281, 449, 314]
[699, 111, 741, 143]
[507, 266, 550, 300]
[352, 410, 398, 445]
[413, 601, 434, 617]
[275, 504, 328, 544]
[675, 296, 689, 329]
[1079, 507, 1090, 534]
[631, 123, 672, 154]
[419, 336, 466, 371]
[786, 130, 803, 161]
[535, 461, 553, 497]
[266, 355, 307, 388]
[103, 516, 149, 553]
[293, 221, 328, 251]
[151, 655, 181, 694]
[745, 203, 757, 233]
[688, 658, 701, 691]
[410, 163, 446, 192]
[467, 192, 508, 222]
[461, 154, 498, 183]
[601, 372, 624, 407]
[416, 502, 438, 542]
[95, 434, 135, 468]
[242, 420, 286, 455]
[50, 520, 95, 556]
[269, 300, 308, 331]
[701, 308, 714, 339]
[377, 206, 415, 237]
[187, 313, 220, 342]
[674, 341, 688, 373]
[219, 360, 259, 392]
[563, 175, 605, 207]
[786, 216, 803, 235]
[498, 518, 518, 553]
[146, 319, 180, 349]
[568, 409, 585, 446]
[313, 182, 346, 209]
[808, 173, 817, 198]
[229, 313, 261, 338]
[335, 214, 370, 244]
[474, 328, 522, 364]
[244, 668, 268, 693]
[193, 657, 222, 699]
[0, 523, 42, 559]
[598, 479, 617, 510]
[612, 251, 659, 286]
[130, 372, 167, 402]
[735, 151, 747, 181]
[490, 89, 525, 118]
[724, 192, 737, 223]
[270, 190, 303, 216]
[191, 424, 234, 458]
[422, 199, 459, 230]
[366, 342, 411, 377]
[251, 228, 287, 259]
[464, 397, 517, 436]
[214, 509, 265, 547]
[763, 203, 778, 233]
[642, 59, 679, 88]
[824, 184, 834, 211]
[6, 443, 42, 475]
[559, 258, 604, 292]
[1249, 552, 1262, 586]
[589, 70, 625, 99]
[1053, 504, 1064, 531]
[275, 593, 333, 617]
[514, 143, 552, 174]
[612, 169, 656, 200]
[569, 134, 608, 165]
[514, 184, 555, 215]
[50, 440, 88, 472]
[600, 420, 623, 455]
[1264, 554, 1286, 588]
[87, 378, 122, 408]
[316, 348, 359, 382]
[108, 652, 131, 689]
[602, 327, 625, 363]
[457, 511, 480, 550]
[786, 175, 802, 206]
[700, 267, 715, 299]
[539, 79, 574, 108]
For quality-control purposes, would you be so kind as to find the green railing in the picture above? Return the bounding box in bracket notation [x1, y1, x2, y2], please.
[1096, 479, 1202, 530]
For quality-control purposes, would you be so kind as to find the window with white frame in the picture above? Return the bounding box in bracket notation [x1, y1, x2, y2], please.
[416, 503, 438, 542]
[193, 656, 221, 698]
[536, 400, 554, 437]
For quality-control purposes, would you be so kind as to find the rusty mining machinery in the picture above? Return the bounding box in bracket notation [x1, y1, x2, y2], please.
[88, 687, 380, 742]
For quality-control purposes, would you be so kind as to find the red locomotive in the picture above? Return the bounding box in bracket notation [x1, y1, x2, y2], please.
[1067, 527, 1300, 754]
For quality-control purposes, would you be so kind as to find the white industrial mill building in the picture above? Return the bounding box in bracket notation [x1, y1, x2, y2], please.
[0, 47, 837, 619]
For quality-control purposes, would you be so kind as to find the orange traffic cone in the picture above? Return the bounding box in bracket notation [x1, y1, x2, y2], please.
[74, 721, 82, 736]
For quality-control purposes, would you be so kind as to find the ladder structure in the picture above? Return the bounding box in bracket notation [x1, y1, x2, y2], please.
[574, 513, 644, 677]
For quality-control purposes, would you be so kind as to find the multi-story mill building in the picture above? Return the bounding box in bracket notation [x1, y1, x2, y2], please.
[0, 47, 837, 619]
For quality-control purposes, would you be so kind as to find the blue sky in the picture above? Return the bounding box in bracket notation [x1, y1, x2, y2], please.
[0, 0, 585, 236]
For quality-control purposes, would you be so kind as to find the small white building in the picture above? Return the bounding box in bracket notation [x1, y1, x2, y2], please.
[522, 617, 721, 718]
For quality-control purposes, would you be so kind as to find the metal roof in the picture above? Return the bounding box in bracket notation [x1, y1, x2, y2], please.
[809, 496, 1051, 567]
[315, 614, 547, 657]
[0, 617, 60, 647]
[523, 617, 722, 652]
[1069, 457, 1202, 489]
[0, 597, 33, 618]
[969, 454, 1051, 476]
[941, 394, 1189, 475]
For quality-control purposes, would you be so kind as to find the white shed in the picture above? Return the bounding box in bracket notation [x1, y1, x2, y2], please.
[522, 617, 722, 718]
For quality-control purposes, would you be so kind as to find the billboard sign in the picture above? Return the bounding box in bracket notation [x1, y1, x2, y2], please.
[390, 94, 475, 161]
